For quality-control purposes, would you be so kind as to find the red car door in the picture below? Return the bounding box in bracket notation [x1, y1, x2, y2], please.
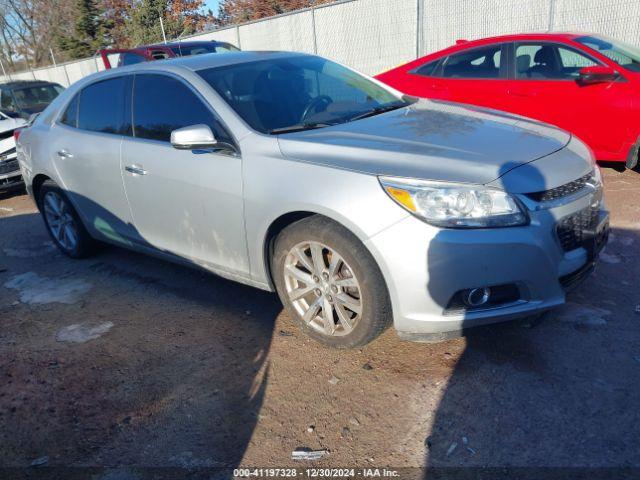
[504, 42, 633, 161]
[384, 43, 512, 111]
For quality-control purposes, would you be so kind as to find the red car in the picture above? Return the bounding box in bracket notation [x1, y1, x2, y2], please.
[99, 40, 240, 69]
[376, 33, 640, 169]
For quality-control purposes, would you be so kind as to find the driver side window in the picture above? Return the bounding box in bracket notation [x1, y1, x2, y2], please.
[132, 74, 234, 147]
[515, 43, 598, 80]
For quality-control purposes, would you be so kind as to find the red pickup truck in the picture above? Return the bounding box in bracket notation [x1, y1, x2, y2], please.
[99, 40, 240, 69]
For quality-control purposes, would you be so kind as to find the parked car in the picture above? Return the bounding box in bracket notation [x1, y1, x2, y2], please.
[99, 40, 240, 69]
[376, 33, 640, 169]
[0, 81, 64, 120]
[0, 110, 27, 191]
[17, 52, 608, 347]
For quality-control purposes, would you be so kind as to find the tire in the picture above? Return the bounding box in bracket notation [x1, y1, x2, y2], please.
[272, 215, 392, 348]
[38, 180, 96, 259]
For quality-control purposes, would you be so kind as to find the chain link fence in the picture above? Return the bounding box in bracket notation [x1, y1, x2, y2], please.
[1, 0, 639, 86]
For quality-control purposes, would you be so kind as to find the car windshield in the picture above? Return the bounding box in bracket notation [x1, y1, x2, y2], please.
[576, 35, 640, 72]
[197, 55, 408, 134]
[170, 43, 239, 56]
[12, 84, 64, 112]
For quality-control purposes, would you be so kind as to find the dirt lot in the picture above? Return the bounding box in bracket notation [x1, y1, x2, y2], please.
[0, 168, 639, 474]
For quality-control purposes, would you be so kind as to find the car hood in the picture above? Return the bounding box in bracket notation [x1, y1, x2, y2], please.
[0, 117, 26, 133]
[277, 99, 572, 186]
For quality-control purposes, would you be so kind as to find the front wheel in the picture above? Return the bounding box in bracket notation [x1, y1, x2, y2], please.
[272, 216, 392, 348]
[38, 180, 96, 258]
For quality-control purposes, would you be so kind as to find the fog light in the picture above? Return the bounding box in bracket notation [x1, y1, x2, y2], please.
[445, 283, 521, 315]
[464, 287, 491, 307]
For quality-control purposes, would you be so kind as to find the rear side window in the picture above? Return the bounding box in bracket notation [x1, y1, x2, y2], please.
[414, 60, 439, 77]
[440, 45, 503, 79]
[149, 50, 170, 60]
[78, 77, 127, 134]
[132, 74, 233, 145]
[120, 53, 146, 66]
[214, 43, 240, 53]
[59, 94, 79, 127]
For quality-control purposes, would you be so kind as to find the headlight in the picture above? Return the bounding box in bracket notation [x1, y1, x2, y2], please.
[379, 176, 528, 228]
[587, 166, 603, 188]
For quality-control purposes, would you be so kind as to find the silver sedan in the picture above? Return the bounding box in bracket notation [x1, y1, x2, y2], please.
[16, 51, 609, 347]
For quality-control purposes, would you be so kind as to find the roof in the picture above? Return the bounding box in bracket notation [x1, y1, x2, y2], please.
[117, 50, 302, 73]
[414, 32, 597, 60]
[442, 32, 597, 51]
[145, 39, 233, 49]
[0, 80, 61, 89]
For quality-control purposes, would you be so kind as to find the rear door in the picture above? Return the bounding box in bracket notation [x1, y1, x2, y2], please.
[120, 73, 248, 276]
[48, 76, 142, 245]
[505, 42, 633, 159]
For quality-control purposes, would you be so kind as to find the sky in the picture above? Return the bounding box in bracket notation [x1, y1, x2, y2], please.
[204, 0, 221, 13]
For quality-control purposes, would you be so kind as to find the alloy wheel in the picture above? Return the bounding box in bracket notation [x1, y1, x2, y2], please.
[43, 191, 78, 252]
[283, 241, 362, 337]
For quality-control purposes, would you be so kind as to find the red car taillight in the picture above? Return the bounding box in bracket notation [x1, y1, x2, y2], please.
[13, 128, 22, 142]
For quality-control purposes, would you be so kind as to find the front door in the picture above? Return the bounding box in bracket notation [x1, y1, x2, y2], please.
[120, 73, 248, 277]
[505, 42, 633, 160]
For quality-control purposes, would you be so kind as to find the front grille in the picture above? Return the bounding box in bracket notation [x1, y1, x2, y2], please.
[556, 206, 599, 252]
[0, 147, 16, 160]
[0, 159, 19, 175]
[526, 172, 592, 202]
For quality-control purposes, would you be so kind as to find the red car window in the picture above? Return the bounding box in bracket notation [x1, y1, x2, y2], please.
[514, 43, 599, 80]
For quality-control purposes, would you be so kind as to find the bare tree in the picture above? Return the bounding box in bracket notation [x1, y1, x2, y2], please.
[0, 0, 75, 70]
[215, 0, 334, 26]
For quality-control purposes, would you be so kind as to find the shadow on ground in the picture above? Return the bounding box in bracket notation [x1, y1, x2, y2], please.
[423, 222, 640, 472]
[0, 212, 282, 475]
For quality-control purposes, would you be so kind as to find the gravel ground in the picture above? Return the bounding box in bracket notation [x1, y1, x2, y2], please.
[0, 167, 638, 472]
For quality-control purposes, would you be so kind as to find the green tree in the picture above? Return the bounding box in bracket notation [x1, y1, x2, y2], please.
[125, 0, 189, 46]
[57, 0, 107, 59]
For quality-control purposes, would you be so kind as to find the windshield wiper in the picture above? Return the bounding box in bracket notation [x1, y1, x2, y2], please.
[269, 122, 333, 135]
[348, 102, 409, 122]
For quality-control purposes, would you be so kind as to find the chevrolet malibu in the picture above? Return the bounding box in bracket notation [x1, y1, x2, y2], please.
[16, 52, 609, 347]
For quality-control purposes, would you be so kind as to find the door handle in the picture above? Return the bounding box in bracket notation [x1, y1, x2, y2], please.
[57, 149, 73, 159]
[124, 165, 147, 176]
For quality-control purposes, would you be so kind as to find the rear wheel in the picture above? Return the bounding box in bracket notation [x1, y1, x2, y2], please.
[38, 180, 96, 258]
[272, 216, 391, 348]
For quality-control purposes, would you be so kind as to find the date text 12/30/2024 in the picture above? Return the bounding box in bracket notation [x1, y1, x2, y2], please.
[233, 468, 400, 477]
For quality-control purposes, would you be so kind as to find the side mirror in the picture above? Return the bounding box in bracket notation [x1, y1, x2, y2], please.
[27, 112, 40, 126]
[170, 124, 237, 153]
[578, 66, 619, 85]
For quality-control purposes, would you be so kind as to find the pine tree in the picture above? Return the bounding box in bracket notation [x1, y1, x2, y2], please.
[125, 0, 210, 46]
[57, 0, 107, 59]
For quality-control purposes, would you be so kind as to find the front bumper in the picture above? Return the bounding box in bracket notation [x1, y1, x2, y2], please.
[365, 187, 608, 339]
[0, 156, 23, 190]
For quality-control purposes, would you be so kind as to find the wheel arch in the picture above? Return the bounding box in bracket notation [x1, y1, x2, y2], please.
[626, 135, 640, 170]
[261, 210, 393, 299]
[31, 173, 52, 208]
[262, 211, 317, 290]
